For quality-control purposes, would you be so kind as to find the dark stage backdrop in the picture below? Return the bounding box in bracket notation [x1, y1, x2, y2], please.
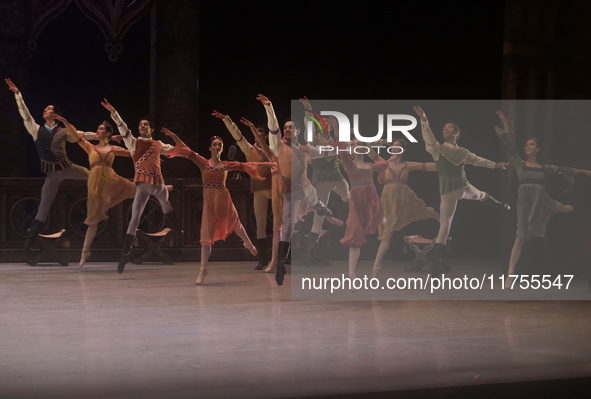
[2, 0, 542, 261]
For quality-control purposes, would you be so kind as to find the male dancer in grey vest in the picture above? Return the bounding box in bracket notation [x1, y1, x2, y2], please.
[6, 79, 98, 237]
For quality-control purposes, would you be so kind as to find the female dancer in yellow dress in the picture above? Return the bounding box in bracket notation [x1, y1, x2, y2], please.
[55, 115, 136, 266]
[370, 139, 439, 278]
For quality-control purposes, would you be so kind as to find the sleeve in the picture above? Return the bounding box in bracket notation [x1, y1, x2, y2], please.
[159, 141, 175, 155]
[269, 132, 281, 156]
[370, 160, 389, 172]
[113, 146, 132, 158]
[464, 151, 496, 169]
[226, 161, 268, 181]
[67, 131, 98, 143]
[544, 164, 576, 194]
[264, 102, 280, 135]
[407, 161, 437, 172]
[165, 145, 206, 168]
[223, 117, 253, 158]
[14, 93, 40, 139]
[495, 126, 523, 170]
[76, 136, 93, 154]
[307, 143, 334, 159]
[111, 111, 136, 153]
[420, 118, 440, 161]
[265, 102, 282, 156]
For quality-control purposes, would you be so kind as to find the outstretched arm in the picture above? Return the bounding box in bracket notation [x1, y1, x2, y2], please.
[574, 168, 591, 178]
[161, 127, 188, 148]
[413, 105, 439, 161]
[212, 110, 253, 157]
[6, 79, 40, 139]
[407, 161, 437, 172]
[240, 117, 275, 161]
[495, 111, 522, 170]
[465, 151, 508, 170]
[102, 98, 136, 152]
[53, 115, 91, 153]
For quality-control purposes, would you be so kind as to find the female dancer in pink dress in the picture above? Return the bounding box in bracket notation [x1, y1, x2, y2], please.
[370, 140, 439, 278]
[162, 128, 271, 285]
[338, 140, 388, 280]
[55, 115, 136, 266]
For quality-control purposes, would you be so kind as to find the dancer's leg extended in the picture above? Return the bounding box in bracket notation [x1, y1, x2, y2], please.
[36, 165, 88, 223]
[234, 224, 257, 256]
[152, 183, 173, 215]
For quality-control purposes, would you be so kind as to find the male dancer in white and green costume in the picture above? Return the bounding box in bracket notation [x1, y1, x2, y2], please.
[413, 106, 509, 275]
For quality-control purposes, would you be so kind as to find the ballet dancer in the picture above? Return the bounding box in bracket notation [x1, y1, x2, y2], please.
[212, 110, 283, 271]
[260, 94, 341, 286]
[337, 139, 388, 283]
[369, 139, 440, 278]
[495, 110, 591, 287]
[6, 78, 103, 238]
[162, 128, 271, 285]
[101, 99, 178, 274]
[300, 97, 350, 267]
[54, 114, 136, 266]
[413, 105, 510, 276]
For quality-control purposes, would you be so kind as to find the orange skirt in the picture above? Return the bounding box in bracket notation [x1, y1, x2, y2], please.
[201, 187, 242, 245]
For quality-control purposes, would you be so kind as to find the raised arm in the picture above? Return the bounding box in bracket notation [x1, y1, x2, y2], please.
[212, 110, 253, 157]
[6, 79, 40, 139]
[102, 98, 136, 152]
[53, 115, 91, 153]
[240, 117, 275, 161]
[495, 110, 523, 170]
[496, 110, 511, 132]
[257, 94, 281, 156]
[413, 105, 439, 161]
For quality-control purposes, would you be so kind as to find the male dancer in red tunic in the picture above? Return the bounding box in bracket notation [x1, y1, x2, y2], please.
[102, 99, 177, 273]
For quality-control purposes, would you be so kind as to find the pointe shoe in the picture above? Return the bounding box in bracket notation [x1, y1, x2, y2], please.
[265, 256, 278, 273]
[195, 268, 208, 285]
[371, 264, 381, 279]
[79, 250, 91, 267]
[244, 241, 258, 257]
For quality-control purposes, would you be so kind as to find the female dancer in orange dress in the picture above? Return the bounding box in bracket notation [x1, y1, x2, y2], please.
[370, 139, 439, 278]
[162, 128, 271, 285]
[338, 140, 388, 280]
[55, 115, 136, 266]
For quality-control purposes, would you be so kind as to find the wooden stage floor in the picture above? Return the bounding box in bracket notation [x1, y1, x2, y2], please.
[1, 260, 590, 398]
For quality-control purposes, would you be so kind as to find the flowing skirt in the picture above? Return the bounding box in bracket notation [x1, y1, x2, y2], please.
[378, 183, 439, 240]
[86, 166, 136, 225]
[201, 187, 242, 245]
[340, 184, 383, 247]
